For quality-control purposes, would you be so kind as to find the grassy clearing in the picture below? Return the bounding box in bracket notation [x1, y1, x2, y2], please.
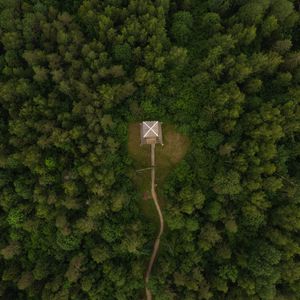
[128, 123, 190, 221]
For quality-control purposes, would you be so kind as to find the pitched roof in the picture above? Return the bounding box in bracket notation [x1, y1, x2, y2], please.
[142, 121, 159, 138]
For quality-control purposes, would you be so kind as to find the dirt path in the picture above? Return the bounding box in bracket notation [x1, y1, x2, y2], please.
[145, 144, 164, 300]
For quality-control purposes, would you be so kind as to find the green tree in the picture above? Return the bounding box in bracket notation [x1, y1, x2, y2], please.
[213, 170, 242, 195]
[7, 208, 25, 228]
[113, 43, 132, 65]
[202, 13, 222, 35]
[171, 11, 193, 45]
[56, 231, 81, 251]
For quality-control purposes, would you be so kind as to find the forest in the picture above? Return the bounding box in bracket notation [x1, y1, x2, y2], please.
[0, 0, 299, 299]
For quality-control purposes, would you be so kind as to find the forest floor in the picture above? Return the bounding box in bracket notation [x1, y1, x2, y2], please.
[128, 123, 190, 222]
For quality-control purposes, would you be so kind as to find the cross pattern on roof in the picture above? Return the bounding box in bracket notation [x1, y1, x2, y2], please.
[143, 121, 159, 138]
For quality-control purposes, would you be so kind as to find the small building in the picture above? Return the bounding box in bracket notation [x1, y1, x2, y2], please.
[140, 121, 163, 145]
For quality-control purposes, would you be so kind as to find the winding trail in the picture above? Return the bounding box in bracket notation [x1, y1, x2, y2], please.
[145, 144, 164, 300]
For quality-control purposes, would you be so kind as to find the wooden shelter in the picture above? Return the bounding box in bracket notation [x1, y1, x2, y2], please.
[140, 121, 163, 145]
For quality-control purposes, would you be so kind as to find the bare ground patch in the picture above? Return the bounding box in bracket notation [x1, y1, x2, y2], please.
[128, 123, 190, 220]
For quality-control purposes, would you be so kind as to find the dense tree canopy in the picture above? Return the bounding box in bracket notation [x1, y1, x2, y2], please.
[0, 0, 299, 299]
